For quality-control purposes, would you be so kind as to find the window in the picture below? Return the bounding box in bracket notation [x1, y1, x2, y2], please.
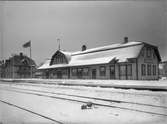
[153, 65, 156, 75]
[83, 68, 89, 76]
[63, 69, 68, 75]
[147, 47, 151, 57]
[51, 53, 67, 65]
[127, 64, 132, 76]
[110, 66, 115, 75]
[141, 50, 144, 57]
[77, 68, 83, 78]
[147, 64, 151, 75]
[100, 66, 106, 76]
[141, 64, 146, 76]
[77, 68, 83, 73]
[120, 65, 126, 76]
[72, 68, 77, 76]
[153, 52, 156, 59]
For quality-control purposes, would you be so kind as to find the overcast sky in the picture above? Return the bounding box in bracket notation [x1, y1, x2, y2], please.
[0, 1, 167, 65]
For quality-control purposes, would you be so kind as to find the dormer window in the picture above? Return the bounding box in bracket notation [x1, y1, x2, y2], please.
[147, 47, 151, 58]
[153, 52, 156, 59]
[50, 51, 71, 65]
[52, 55, 66, 65]
[141, 50, 144, 57]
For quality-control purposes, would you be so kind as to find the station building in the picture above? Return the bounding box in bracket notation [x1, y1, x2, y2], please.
[38, 38, 161, 80]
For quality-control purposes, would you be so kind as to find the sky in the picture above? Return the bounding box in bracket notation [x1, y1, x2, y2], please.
[0, 1, 167, 65]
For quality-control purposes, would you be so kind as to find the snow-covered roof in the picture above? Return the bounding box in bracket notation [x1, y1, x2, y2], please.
[60, 51, 72, 62]
[72, 41, 142, 55]
[38, 59, 51, 70]
[38, 41, 144, 70]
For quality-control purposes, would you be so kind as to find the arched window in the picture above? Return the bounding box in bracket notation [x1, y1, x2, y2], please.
[50, 51, 68, 65]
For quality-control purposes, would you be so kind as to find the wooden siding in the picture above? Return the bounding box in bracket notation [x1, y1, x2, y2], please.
[68, 63, 136, 80]
[137, 45, 159, 80]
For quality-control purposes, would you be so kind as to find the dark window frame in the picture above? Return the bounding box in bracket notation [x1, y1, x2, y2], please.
[119, 65, 126, 76]
[141, 64, 146, 76]
[62, 69, 68, 75]
[72, 68, 77, 76]
[153, 52, 156, 59]
[147, 47, 152, 58]
[110, 65, 115, 76]
[147, 64, 151, 76]
[100, 66, 106, 76]
[77, 68, 83, 78]
[153, 65, 156, 75]
[83, 67, 89, 76]
[127, 64, 132, 76]
[141, 50, 144, 57]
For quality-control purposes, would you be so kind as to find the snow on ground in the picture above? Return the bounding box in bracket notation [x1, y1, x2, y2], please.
[2, 82, 167, 108]
[0, 88, 166, 124]
[2, 78, 167, 90]
[0, 79, 167, 124]
[0, 102, 54, 124]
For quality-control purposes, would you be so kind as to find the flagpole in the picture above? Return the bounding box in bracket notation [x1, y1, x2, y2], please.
[30, 40, 32, 78]
[57, 38, 60, 50]
[30, 41, 31, 58]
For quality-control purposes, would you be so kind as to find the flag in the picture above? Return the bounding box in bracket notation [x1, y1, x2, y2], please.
[23, 41, 31, 48]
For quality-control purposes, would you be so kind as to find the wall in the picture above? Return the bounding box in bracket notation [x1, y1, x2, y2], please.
[69, 62, 137, 80]
[137, 45, 159, 80]
[116, 62, 137, 80]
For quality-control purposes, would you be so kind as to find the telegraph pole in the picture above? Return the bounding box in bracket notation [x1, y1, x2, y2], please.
[0, 3, 4, 61]
[0, 3, 4, 79]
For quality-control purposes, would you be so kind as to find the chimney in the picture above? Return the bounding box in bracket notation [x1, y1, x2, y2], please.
[82, 45, 87, 51]
[124, 37, 128, 44]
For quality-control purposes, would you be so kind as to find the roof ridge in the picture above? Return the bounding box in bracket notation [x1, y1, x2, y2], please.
[72, 41, 143, 56]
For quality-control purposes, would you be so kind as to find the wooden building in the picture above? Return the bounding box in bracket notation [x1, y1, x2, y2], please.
[38, 38, 161, 80]
[0, 52, 36, 78]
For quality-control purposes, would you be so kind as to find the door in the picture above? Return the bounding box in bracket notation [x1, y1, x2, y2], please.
[110, 65, 115, 79]
[92, 69, 96, 79]
[77, 68, 83, 79]
[57, 71, 62, 79]
[68, 68, 70, 79]
[45, 70, 49, 79]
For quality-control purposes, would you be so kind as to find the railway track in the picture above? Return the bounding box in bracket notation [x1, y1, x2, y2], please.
[4, 82, 167, 109]
[10, 82, 167, 97]
[0, 99, 64, 124]
[3, 84, 167, 109]
[0, 85, 167, 117]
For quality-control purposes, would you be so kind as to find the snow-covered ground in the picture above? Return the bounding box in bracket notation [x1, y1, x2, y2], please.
[0, 79, 167, 124]
[1, 78, 167, 90]
[0, 102, 55, 124]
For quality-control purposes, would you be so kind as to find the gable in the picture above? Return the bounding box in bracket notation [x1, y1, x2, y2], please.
[138, 44, 161, 62]
[50, 51, 69, 65]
